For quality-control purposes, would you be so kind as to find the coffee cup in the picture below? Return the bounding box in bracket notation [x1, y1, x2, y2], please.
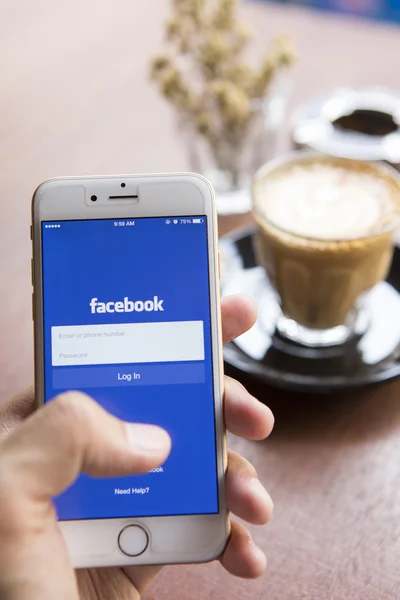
[252, 152, 400, 347]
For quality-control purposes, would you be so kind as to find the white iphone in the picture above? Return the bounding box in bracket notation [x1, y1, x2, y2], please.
[31, 173, 228, 568]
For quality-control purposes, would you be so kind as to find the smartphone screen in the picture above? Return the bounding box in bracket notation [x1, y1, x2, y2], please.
[40, 216, 219, 520]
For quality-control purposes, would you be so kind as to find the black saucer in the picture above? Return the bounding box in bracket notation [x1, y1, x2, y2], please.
[220, 228, 400, 393]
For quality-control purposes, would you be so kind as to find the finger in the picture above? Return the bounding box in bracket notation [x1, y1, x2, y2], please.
[224, 376, 274, 440]
[0, 387, 36, 440]
[221, 295, 257, 344]
[220, 520, 266, 579]
[125, 454, 273, 587]
[225, 450, 273, 525]
[123, 565, 163, 595]
[0, 391, 171, 501]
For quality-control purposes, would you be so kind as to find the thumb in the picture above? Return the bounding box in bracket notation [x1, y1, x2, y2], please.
[0, 391, 171, 501]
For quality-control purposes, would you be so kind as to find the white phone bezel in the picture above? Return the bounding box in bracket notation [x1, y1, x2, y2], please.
[31, 173, 228, 568]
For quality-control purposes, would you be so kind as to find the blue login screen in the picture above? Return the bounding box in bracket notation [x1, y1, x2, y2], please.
[41, 216, 218, 520]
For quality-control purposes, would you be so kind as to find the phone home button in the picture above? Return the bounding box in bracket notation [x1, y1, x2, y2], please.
[118, 525, 149, 557]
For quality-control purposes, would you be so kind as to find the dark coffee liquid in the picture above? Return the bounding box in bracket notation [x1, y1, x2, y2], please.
[332, 109, 398, 137]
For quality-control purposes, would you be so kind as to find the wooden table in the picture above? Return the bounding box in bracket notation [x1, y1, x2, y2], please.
[1, 1, 400, 598]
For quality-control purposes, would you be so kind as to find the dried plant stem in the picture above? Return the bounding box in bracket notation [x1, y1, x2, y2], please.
[151, 0, 294, 187]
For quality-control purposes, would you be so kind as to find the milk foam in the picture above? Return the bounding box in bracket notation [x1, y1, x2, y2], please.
[256, 163, 399, 240]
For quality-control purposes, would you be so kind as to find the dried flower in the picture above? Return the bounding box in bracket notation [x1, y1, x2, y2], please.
[200, 33, 231, 73]
[166, 19, 181, 41]
[251, 56, 275, 98]
[195, 111, 212, 136]
[158, 67, 192, 110]
[209, 80, 251, 124]
[150, 56, 171, 79]
[188, 0, 205, 20]
[231, 23, 253, 54]
[150, 0, 295, 184]
[274, 34, 295, 67]
[212, 0, 236, 28]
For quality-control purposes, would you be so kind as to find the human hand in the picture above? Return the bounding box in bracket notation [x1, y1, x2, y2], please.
[0, 295, 274, 600]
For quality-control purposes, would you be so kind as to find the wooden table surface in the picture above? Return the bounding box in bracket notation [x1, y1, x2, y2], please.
[1, 1, 400, 598]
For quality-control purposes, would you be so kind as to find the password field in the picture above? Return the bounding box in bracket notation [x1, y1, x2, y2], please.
[51, 321, 205, 366]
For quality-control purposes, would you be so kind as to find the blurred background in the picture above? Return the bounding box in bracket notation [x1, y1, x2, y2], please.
[265, 0, 400, 21]
[2, 0, 400, 399]
[2, 3, 400, 599]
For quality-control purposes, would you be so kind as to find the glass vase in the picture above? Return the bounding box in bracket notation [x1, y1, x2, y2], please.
[183, 70, 292, 215]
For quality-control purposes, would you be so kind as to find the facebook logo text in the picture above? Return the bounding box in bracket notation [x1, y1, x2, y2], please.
[89, 296, 164, 314]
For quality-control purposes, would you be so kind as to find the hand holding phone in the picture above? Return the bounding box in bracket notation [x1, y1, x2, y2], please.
[0, 297, 274, 600]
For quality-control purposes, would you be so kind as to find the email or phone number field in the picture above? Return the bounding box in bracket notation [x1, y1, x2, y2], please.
[51, 321, 205, 366]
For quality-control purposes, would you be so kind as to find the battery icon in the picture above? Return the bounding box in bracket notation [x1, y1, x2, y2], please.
[193, 218, 203, 224]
